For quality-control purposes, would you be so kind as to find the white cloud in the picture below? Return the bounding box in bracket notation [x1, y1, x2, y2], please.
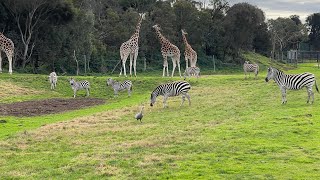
[198, 0, 320, 22]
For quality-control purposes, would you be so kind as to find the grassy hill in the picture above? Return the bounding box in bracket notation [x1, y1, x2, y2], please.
[0, 61, 320, 179]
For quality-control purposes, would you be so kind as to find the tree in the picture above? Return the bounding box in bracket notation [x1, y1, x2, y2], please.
[223, 3, 265, 61]
[268, 17, 306, 60]
[2, 0, 62, 69]
[306, 13, 320, 50]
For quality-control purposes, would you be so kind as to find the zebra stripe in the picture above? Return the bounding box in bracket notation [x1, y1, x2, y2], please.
[265, 67, 319, 104]
[69, 78, 90, 98]
[183, 67, 200, 80]
[107, 78, 132, 96]
[150, 81, 191, 108]
[243, 61, 259, 79]
[49, 72, 57, 90]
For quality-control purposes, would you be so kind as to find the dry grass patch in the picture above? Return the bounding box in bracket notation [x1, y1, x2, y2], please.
[0, 80, 42, 97]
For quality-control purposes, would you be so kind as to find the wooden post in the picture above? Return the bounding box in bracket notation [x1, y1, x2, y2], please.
[317, 52, 320, 69]
[73, 50, 79, 76]
[213, 55, 216, 72]
[143, 57, 146, 72]
[84, 55, 87, 74]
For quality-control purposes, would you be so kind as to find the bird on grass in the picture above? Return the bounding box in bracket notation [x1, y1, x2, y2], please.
[135, 106, 144, 123]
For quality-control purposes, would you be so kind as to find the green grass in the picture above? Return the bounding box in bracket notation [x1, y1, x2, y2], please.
[1, 63, 320, 179]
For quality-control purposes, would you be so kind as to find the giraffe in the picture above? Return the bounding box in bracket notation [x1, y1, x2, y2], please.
[119, 13, 146, 77]
[152, 24, 181, 77]
[181, 29, 197, 68]
[0, 32, 14, 74]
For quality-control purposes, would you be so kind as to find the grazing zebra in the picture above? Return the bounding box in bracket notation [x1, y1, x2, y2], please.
[265, 67, 319, 104]
[69, 78, 90, 98]
[150, 81, 191, 108]
[243, 61, 259, 79]
[183, 66, 200, 80]
[106, 78, 132, 96]
[48, 72, 57, 90]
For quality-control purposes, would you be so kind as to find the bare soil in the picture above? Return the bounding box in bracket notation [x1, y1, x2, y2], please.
[0, 98, 105, 117]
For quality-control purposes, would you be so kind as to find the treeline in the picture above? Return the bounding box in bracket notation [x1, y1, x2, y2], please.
[0, 0, 319, 74]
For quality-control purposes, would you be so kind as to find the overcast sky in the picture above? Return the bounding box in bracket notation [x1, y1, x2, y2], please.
[199, 0, 320, 22]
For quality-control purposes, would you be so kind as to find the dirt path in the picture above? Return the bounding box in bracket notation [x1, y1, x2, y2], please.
[0, 98, 105, 117]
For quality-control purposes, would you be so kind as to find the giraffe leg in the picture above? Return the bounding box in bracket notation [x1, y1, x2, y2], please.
[133, 49, 138, 77]
[177, 58, 181, 78]
[121, 54, 129, 77]
[185, 56, 188, 70]
[8, 55, 12, 74]
[0, 52, 2, 73]
[162, 56, 168, 77]
[171, 57, 176, 77]
[129, 53, 133, 77]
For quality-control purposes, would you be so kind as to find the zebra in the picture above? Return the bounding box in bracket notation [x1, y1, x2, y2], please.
[243, 61, 259, 79]
[106, 78, 132, 97]
[48, 72, 57, 90]
[183, 66, 200, 80]
[150, 81, 191, 108]
[265, 67, 319, 104]
[69, 78, 90, 98]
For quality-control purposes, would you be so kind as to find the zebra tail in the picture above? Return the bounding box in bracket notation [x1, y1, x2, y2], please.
[316, 80, 319, 93]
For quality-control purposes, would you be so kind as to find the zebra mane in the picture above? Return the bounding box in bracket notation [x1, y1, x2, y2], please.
[271, 67, 284, 74]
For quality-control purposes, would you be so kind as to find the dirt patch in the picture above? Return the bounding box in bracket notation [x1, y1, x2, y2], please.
[0, 98, 105, 117]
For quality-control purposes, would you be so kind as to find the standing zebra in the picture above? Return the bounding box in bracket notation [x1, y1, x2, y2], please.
[265, 67, 319, 104]
[48, 72, 57, 90]
[69, 78, 90, 98]
[107, 78, 132, 96]
[150, 81, 191, 108]
[243, 61, 259, 79]
[183, 66, 200, 80]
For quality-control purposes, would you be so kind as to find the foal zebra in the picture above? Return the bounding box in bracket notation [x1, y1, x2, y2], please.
[106, 78, 132, 96]
[150, 81, 191, 108]
[243, 61, 259, 79]
[69, 78, 90, 98]
[183, 67, 200, 80]
[265, 67, 319, 104]
[48, 72, 57, 90]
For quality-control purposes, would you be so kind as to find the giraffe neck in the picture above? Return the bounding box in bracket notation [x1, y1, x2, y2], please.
[182, 34, 189, 47]
[155, 29, 169, 46]
[130, 16, 143, 41]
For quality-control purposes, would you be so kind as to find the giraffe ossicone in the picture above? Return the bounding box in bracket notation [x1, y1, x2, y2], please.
[0, 33, 14, 74]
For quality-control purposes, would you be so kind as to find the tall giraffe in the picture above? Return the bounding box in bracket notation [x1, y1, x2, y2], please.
[0, 32, 14, 74]
[119, 13, 146, 77]
[181, 29, 197, 68]
[152, 24, 181, 77]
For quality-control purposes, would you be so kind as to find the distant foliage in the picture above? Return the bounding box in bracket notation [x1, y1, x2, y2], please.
[0, 0, 314, 74]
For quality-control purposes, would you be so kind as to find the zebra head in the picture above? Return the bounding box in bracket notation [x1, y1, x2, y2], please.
[150, 93, 157, 107]
[265, 67, 275, 82]
[69, 78, 75, 86]
[106, 78, 113, 86]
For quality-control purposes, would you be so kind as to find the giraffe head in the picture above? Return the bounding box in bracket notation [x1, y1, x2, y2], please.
[181, 29, 188, 35]
[152, 24, 161, 31]
[139, 13, 146, 20]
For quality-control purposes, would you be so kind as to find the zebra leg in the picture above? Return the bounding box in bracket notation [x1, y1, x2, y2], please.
[281, 87, 287, 104]
[180, 95, 186, 107]
[128, 88, 131, 97]
[306, 87, 314, 104]
[73, 90, 76, 98]
[114, 90, 118, 97]
[163, 95, 169, 108]
[86, 88, 89, 97]
[185, 93, 191, 106]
